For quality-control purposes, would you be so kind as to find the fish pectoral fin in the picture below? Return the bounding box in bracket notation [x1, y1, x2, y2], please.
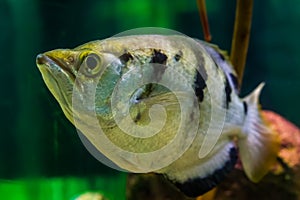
[238, 83, 280, 182]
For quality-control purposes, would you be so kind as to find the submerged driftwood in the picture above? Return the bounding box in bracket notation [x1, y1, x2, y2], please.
[126, 110, 300, 200]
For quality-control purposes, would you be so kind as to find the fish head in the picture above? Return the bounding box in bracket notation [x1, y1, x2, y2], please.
[36, 36, 201, 173]
[36, 43, 123, 124]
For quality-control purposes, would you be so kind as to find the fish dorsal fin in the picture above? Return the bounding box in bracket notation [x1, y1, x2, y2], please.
[203, 42, 231, 63]
[238, 83, 279, 182]
[198, 41, 240, 93]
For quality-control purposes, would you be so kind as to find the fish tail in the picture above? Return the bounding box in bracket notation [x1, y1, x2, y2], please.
[238, 83, 279, 182]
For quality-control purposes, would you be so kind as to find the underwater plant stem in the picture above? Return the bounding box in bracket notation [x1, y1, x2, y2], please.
[230, 0, 253, 86]
[197, 0, 212, 42]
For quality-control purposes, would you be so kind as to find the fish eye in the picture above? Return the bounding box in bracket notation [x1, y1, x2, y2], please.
[86, 54, 98, 69]
[83, 53, 102, 76]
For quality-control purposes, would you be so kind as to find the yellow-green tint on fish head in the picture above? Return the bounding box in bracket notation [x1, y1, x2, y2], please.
[36, 48, 103, 123]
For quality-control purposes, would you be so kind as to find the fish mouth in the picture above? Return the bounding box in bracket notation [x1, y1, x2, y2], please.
[36, 54, 76, 81]
[36, 53, 74, 122]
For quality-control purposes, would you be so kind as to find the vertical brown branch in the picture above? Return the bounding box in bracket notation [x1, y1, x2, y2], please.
[230, 0, 253, 86]
[197, 0, 212, 42]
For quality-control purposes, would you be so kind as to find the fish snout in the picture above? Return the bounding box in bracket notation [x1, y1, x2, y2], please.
[36, 54, 49, 65]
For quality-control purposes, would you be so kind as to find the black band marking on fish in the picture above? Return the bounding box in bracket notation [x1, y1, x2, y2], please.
[133, 112, 141, 123]
[229, 73, 239, 91]
[174, 147, 238, 197]
[243, 101, 248, 115]
[150, 49, 168, 64]
[225, 78, 232, 108]
[149, 49, 168, 81]
[132, 84, 155, 124]
[217, 52, 225, 61]
[119, 52, 133, 64]
[174, 51, 182, 62]
[194, 70, 207, 102]
[136, 84, 154, 101]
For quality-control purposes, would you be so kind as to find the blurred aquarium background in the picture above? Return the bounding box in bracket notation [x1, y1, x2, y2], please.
[0, 0, 299, 199]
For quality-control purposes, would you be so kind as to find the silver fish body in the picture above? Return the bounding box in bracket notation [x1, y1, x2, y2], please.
[36, 34, 278, 197]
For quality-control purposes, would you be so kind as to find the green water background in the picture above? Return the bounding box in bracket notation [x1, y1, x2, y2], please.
[0, 0, 299, 199]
